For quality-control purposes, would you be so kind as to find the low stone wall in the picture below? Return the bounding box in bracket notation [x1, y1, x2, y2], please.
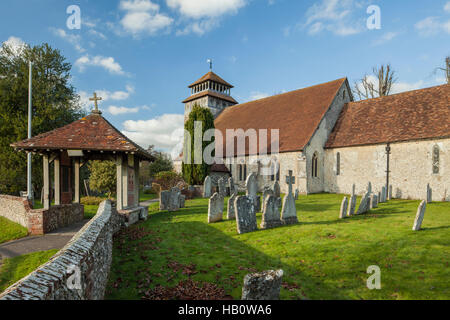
[0, 200, 122, 300]
[0, 195, 32, 228]
[0, 195, 84, 235]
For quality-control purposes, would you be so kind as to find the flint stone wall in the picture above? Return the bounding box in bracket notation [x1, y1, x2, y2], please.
[0, 195, 84, 235]
[0, 200, 121, 300]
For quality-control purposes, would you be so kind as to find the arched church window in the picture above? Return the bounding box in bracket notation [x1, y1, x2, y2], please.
[312, 152, 318, 178]
[336, 152, 341, 176]
[432, 145, 440, 174]
[239, 164, 243, 181]
[343, 90, 346, 100]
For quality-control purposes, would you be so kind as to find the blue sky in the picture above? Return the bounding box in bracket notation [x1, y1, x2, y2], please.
[1, 0, 449, 157]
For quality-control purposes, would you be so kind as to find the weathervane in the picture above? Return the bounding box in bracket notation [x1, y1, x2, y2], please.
[89, 92, 102, 114]
[207, 58, 213, 71]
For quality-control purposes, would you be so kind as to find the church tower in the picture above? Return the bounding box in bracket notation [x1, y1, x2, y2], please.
[183, 71, 238, 122]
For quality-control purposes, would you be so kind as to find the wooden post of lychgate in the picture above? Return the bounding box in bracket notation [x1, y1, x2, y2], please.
[43, 154, 50, 209]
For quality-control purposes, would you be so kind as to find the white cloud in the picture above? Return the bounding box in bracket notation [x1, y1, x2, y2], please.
[75, 55, 126, 75]
[250, 91, 270, 100]
[1, 36, 26, 55]
[303, 0, 363, 36]
[415, 16, 450, 36]
[176, 19, 219, 36]
[445, 2, 450, 13]
[119, 0, 173, 36]
[88, 29, 107, 40]
[372, 32, 400, 46]
[79, 85, 135, 109]
[167, 0, 246, 19]
[121, 114, 185, 157]
[51, 28, 85, 52]
[108, 105, 140, 115]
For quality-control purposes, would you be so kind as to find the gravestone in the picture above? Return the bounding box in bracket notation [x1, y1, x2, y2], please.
[227, 192, 237, 220]
[352, 184, 356, 196]
[370, 194, 378, 209]
[168, 187, 181, 212]
[261, 195, 282, 229]
[242, 270, 283, 300]
[412, 200, 427, 231]
[160, 191, 170, 210]
[208, 193, 224, 223]
[203, 176, 212, 198]
[426, 184, 432, 203]
[218, 177, 228, 197]
[339, 197, 348, 219]
[294, 189, 299, 200]
[378, 191, 381, 202]
[235, 196, 257, 234]
[356, 192, 370, 215]
[281, 170, 298, 225]
[228, 177, 236, 195]
[347, 195, 357, 216]
[246, 173, 258, 198]
[367, 182, 372, 194]
[179, 195, 186, 208]
[273, 181, 281, 198]
[380, 186, 386, 203]
[388, 185, 393, 200]
[262, 187, 274, 213]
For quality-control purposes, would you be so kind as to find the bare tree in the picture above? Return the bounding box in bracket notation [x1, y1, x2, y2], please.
[353, 64, 397, 100]
[435, 56, 450, 84]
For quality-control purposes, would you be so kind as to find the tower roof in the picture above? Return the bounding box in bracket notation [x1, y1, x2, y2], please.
[188, 71, 234, 88]
[11, 113, 154, 160]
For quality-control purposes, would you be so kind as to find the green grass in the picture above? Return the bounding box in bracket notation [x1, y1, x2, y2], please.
[0, 217, 28, 244]
[0, 250, 58, 293]
[140, 191, 158, 202]
[105, 194, 449, 300]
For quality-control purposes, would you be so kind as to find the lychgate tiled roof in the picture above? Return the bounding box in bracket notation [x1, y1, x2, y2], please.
[214, 78, 347, 156]
[189, 71, 234, 88]
[325, 84, 450, 149]
[11, 113, 154, 160]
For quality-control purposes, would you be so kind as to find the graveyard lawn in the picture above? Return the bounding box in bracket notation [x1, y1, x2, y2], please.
[0, 249, 58, 292]
[0, 217, 28, 244]
[105, 194, 450, 300]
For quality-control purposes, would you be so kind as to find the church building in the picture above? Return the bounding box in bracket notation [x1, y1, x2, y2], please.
[177, 70, 450, 202]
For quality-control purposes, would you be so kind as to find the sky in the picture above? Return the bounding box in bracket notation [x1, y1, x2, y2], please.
[1, 0, 449, 158]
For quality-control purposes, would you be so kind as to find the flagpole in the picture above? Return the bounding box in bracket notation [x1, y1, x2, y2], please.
[27, 61, 33, 203]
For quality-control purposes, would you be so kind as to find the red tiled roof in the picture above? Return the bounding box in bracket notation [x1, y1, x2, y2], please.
[182, 90, 238, 104]
[11, 113, 154, 160]
[189, 71, 233, 88]
[325, 84, 450, 149]
[214, 78, 347, 156]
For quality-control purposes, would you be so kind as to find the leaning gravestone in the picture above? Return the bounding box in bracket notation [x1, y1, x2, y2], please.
[168, 187, 181, 212]
[356, 192, 370, 215]
[203, 176, 212, 198]
[235, 196, 257, 234]
[281, 170, 298, 225]
[370, 194, 378, 209]
[347, 194, 356, 216]
[261, 195, 282, 229]
[339, 197, 348, 219]
[412, 200, 427, 231]
[208, 193, 224, 223]
[262, 187, 274, 213]
[227, 192, 237, 220]
[242, 270, 283, 300]
[218, 177, 228, 197]
[160, 191, 170, 210]
[426, 184, 432, 203]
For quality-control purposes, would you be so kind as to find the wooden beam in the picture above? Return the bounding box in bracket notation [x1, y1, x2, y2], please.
[43, 155, 50, 209]
[116, 154, 123, 211]
[54, 156, 61, 205]
[74, 158, 80, 203]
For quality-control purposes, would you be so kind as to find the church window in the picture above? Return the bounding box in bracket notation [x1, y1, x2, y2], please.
[239, 165, 242, 181]
[432, 145, 440, 174]
[244, 164, 247, 180]
[312, 153, 318, 178]
[343, 90, 346, 100]
[336, 152, 341, 176]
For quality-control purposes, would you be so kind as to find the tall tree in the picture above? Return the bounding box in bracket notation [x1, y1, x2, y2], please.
[353, 64, 397, 100]
[140, 145, 173, 185]
[0, 41, 84, 195]
[182, 105, 215, 185]
[88, 161, 116, 198]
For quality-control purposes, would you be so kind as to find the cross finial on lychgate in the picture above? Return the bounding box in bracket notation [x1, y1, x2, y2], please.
[89, 92, 102, 114]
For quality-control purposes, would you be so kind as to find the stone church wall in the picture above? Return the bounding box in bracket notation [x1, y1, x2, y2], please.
[0, 200, 122, 300]
[324, 138, 450, 201]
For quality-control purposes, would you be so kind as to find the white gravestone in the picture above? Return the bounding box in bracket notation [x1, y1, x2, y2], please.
[412, 200, 427, 231]
[203, 176, 212, 198]
[227, 192, 237, 220]
[339, 197, 348, 219]
[208, 193, 224, 223]
[261, 195, 282, 229]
